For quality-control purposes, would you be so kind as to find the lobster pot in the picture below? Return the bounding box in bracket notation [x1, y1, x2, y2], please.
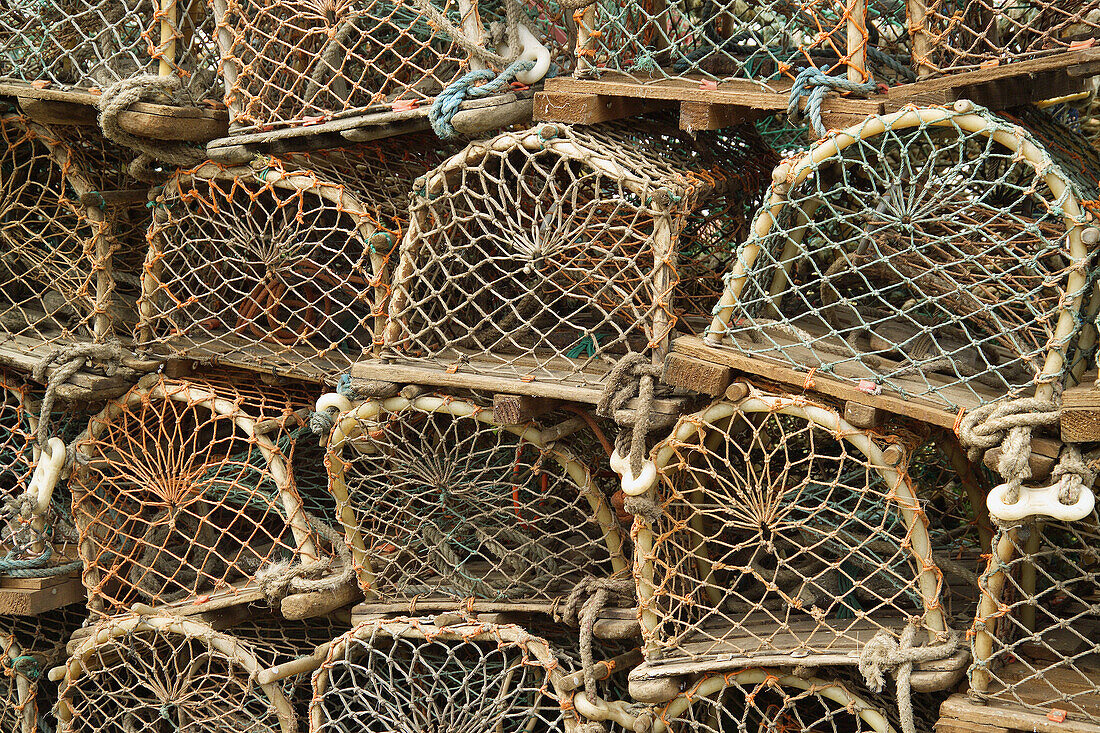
[0, 606, 85, 733]
[709, 104, 1100, 414]
[969, 510, 1100, 726]
[0, 0, 220, 99]
[140, 140, 448, 382]
[636, 387, 955, 671]
[55, 611, 344, 733]
[310, 618, 600, 733]
[576, 0, 913, 83]
[0, 115, 146, 352]
[212, 0, 555, 134]
[327, 393, 630, 609]
[70, 372, 342, 616]
[648, 668, 942, 733]
[385, 119, 775, 388]
[917, 1, 1100, 76]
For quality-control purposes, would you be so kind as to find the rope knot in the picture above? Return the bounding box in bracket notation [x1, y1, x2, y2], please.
[562, 576, 635, 703]
[787, 66, 879, 138]
[957, 397, 1060, 503]
[597, 353, 662, 477]
[429, 59, 538, 139]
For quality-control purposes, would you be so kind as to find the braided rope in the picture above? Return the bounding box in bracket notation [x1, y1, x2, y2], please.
[429, 59, 536, 138]
[956, 397, 1060, 503]
[562, 576, 634, 703]
[32, 343, 124, 464]
[596, 353, 661, 477]
[786, 67, 878, 138]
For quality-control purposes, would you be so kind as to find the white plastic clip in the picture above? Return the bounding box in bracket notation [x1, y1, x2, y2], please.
[315, 393, 353, 418]
[987, 481, 1095, 522]
[502, 25, 552, 85]
[610, 449, 658, 496]
[30, 437, 66, 517]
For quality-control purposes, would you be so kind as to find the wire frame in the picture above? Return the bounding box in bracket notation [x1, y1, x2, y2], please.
[0, 0, 221, 99]
[707, 104, 1098, 413]
[69, 372, 340, 616]
[646, 667, 944, 733]
[573, 0, 912, 82]
[326, 393, 630, 609]
[212, 0, 544, 133]
[0, 114, 146, 353]
[139, 140, 448, 382]
[969, 509, 1100, 726]
[55, 611, 344, 733]
[310, 618, 590, 733]
[384, 118, 775, 388]
[0, 605, 85, 733]
[915, 1, 1100, 77]
[635, 387, 951, 667]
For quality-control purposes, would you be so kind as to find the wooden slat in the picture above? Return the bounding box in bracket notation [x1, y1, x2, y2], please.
[0, 572, 84, 615]
[662, 352, 731, 396]
[679, 102, 765, 132]
[1061, 376, 1100, 442]
[940, 693, 1100, 733]
[533, 91, 673, 125]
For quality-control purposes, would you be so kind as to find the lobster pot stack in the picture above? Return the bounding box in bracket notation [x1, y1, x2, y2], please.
[69, 372, 347, 618]
[326, 393, 630, 611]
[0, 0, 221, 98]
[310, 617, 619, 733]
[0, 607, 85, 733]
[53, 610, 344, 733]
[383, 117, 775, 389]
[0, 115, 147, 353]
[139, 138, 450, 383]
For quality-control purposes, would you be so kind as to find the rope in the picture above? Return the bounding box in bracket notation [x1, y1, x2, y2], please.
[786, 67, 879, 138]
[429, 59, 536, 139]
[562, 575, 634, 714]
[410, 0, 529, 69]
[1052, 445, 1095, 505]
[956, 397, 1060, 503]
[596, 352, 662, 477]
[255, 511, 354, 603]
[858, 622, 960, 733]
[0, 545, 81, 577]
[97, 75, 207, 182]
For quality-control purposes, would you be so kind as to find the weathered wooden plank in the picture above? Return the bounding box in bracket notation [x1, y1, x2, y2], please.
[493, 394, 558, 424]
[533, 90, 673, 125]
[662, 352, 731, 396]
[0, 572, 84, 615]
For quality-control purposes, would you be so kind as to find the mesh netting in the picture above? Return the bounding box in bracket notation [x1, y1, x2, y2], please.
[636, 388, 952, 666]
[56, 611, 344, 733]
[574, 0, 911, 82]
[384, 118, 775, 387]
[0, 0, 221, 98]
[917, 1, 1100, 76]
[70, 372, 343, 616]
[0, 114, 146, 352]
[0, 605, 85, 733]
[310, 618, 594, 733]
[213, 0, 554, 133]
[327, 393, 630, 608]
[970, 509, 1100, 725]
[650, 667, 944, 733]
[139, 139, 449, 382]
[708, 104, 1098, 412]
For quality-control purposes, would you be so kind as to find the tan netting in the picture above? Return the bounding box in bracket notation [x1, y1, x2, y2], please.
[648, 667, 944, 733]
[916, 1, 1100, 77]
[309, 617, 603, 733]
[0, 114, 146, 352]
[326, 393, 630, 609]
[139, 139, 449, 383]
[384, 118, 775, 388]
[707, 104, 1098, 413]
[0, 605, 85, 733]
[636, 387, 953, 668]
[55, 611, 344, 733]
[212, 0, 554, 133]
[0, 0, 221, 99]
[69, 372, 344, 616]
[970, 509, 1100, 726]
[574, 0, 912, 82]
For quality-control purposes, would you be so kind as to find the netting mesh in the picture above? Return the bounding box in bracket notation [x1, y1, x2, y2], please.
[213, 0, 543, 132]
[327, 393, 629, 607]
[652, 667, 944, 733]
[970, 509, 1100, 725]
[0, 0, 221, 98]
[139, 140, 450, 382]
[918, 1, 1100, 76]
[310, 618, 590, 733]
[70, 372, 341, 616]
[708, 105, 1098, 412]
[384, 118, 775, 387]
[0, 605, 85, 733]
[575, 0, 911, 82]
[56, 611, 344, 733]
[0, 114, 146, 352]
[637, 390, 950, 665]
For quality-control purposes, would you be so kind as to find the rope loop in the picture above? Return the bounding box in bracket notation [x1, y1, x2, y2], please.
[562, 576, 634, 702]
[430, 59, 537, 139]
[596, 353, 662, 477]
[786, 66, 879, 138]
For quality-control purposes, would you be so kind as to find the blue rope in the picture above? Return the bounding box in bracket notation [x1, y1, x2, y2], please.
[0, 545, 82, 578]
[787, 66, 878, 139]
[429, 59, 537, 139]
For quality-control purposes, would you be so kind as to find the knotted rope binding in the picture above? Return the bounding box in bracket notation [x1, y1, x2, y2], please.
[957, 397, 1060, 504]
[787, 67, 879, 138]
[255, 510, 354, 603]
[429, 59, 536, 138]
